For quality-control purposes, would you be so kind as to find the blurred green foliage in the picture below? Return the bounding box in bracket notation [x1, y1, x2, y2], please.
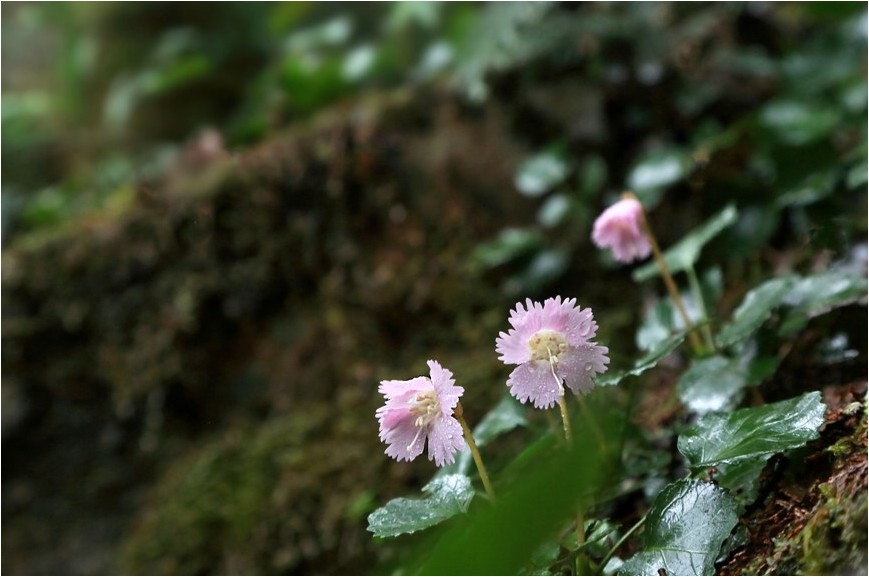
[2, 2, 866, 575]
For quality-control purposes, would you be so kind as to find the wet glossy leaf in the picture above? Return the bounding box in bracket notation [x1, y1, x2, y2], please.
[678, 391, 826, 470]
[618, 479, 738, 576]
[677, 356, 747, 415]
[367, 474, 475, 538]
[714, 457, 768, 499]
[515, 150, 569, 197]
[633, 205, 738, 282]
[779, 272, 868, 335]
[715, 277, 794, 349]
[598, 333, 685, 387]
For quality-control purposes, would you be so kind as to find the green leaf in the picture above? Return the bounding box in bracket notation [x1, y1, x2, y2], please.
[515, 149, 569, 197]
[412, 406, 620, 575]
[773, 170, 836, 209]
[714, 457, 768, 499]
[472, 394, 528, 446]
[715, 277, 794, 349]
[677, 355, 747, 415]
[529, 539, 561, 568]
[618, 479, 738, 576]
[779, 272, 869, 335]
[633, 205, 738, 282]
[677, 391, 827, 470]
[537, 193, 571, 227]
[440, 394, 527, 477]
[636, 299, 680, 352]
[716, 272, 867, 347]
[627, 149, 691, 208]
[366, 474, 475, 538]
[846, 159, 867, 189]
[575, 518, 620, 557]
[759, 100, 841, 146]
[598, 333, 685, 387]
[578, 155, 608, 197]
[473, 228, 542, 268]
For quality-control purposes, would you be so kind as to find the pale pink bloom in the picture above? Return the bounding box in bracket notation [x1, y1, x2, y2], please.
[496, 297, 609, 409]
[591, 197, 651, 263]
[376, 360, 466, 467]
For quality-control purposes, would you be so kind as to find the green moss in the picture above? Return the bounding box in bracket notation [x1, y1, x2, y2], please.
[120, 393, 388, 574]
[737, 415, 868, 576]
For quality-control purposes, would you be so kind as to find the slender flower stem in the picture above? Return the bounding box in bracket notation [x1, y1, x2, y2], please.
[557, 395, 573, 444]
[625, 192, 704, 355]
[574, 510, 588, 575]
[685, 264, 716, 352]
[600, 514, 647, 571]
[455, 403, 496, 500]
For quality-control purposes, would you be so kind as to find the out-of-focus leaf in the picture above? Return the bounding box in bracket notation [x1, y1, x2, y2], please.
[779, 272, 869, 335]
[412, 402, 620, 575]
[440, 394, 527, 477]
[537, 194, 570, 227]
[846, 159, 868, 189]
[578, 155, 607, 197]
[715, 277, 794, 349]
[473, 228, 542, 268]
[367, 474, 475, 538]
[343, 44, 377, 81]
[759, 100, 841, 146]
[143, 55, 213, 95]
[528, 539, 561, 568]
[618, 479, 738, 576]
[773, 170, 836, 208]
[454, 2, 557, 101]
[636, 299, 680, 352]
[677, 355, 747, 415]
[598, 333, 685, 387]
[627, 149, 691, 208]
[633, 205, 738, 282]
[635, 288, 710, 352]
[472, 394, 527, 446]
[678, 391, 826, 470]
[520, 249, 569, 285]
[515, 150, 569, 197]
[636, 267, 720, 352]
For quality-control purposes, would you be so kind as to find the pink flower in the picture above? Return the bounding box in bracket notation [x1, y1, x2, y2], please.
[376, 360, 466, 467]
[591, 197, 651, 263]
[496, 297, 610, 409]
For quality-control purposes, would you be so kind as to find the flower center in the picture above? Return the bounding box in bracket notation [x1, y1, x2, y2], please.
[528, 329, 568, 362]
[409, 388, 441, 428]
